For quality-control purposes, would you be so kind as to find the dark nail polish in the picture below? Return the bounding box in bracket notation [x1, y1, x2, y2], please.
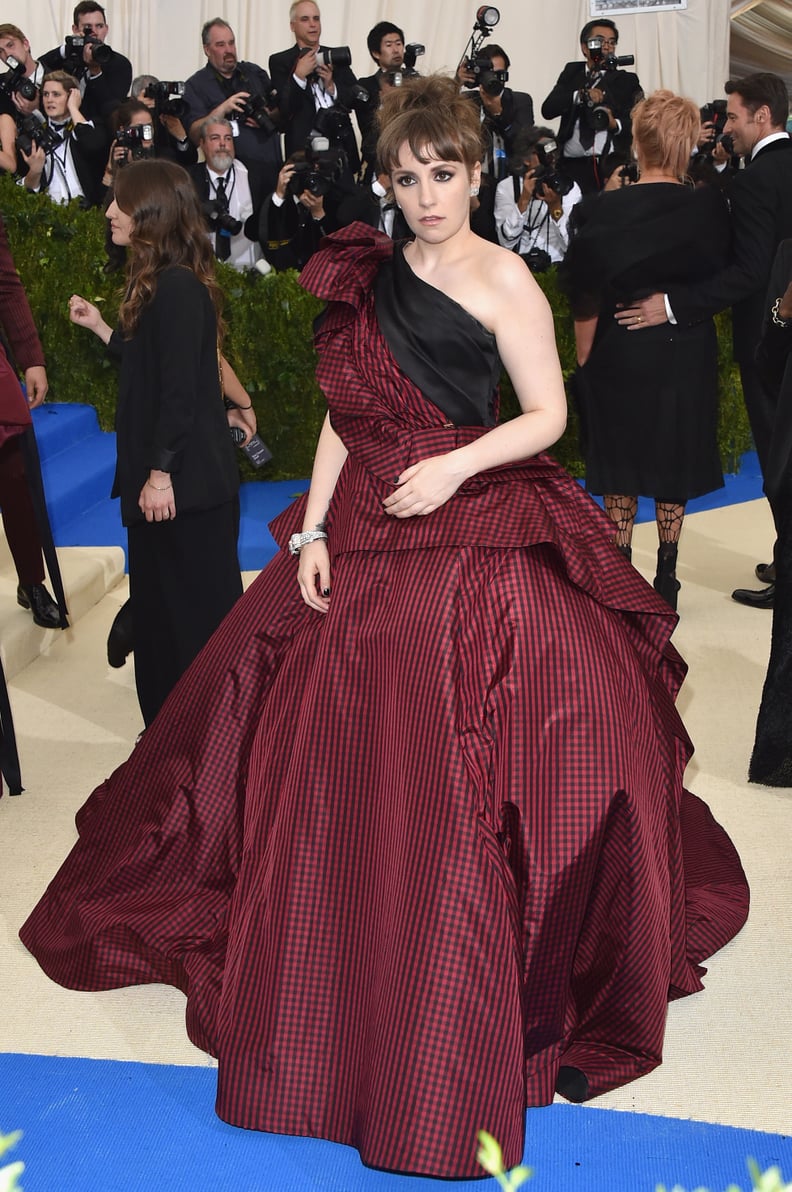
[322, 588, 330, 597]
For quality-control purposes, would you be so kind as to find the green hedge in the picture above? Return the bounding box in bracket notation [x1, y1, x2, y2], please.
[1, 173, 752, 481]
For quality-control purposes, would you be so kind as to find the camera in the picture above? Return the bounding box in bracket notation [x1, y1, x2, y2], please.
[521, 136, 573, 199]
[314, 45, 352, 70]
[144, 80, 187, 118]
[287, 134, 346, 198]
[618, 160, 639, 184]
[202, 198, 243, 237]
[464, 55, 509, 97]
[385, 42, 425, 88]
[0, 55, 38, 103]
[238, 88, 278, 136]
[699, 100, 729, 156]
[116, 123, 154, 160]
[520, 247, 552, 274]
[64, 33, 112, 69]
[15, 112, 62, 156]
[586, 38, 634, 73]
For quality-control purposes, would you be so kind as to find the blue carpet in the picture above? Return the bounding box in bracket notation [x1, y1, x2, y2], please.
[1, 1054, 789, 1191]
[32, 405, 767, 576]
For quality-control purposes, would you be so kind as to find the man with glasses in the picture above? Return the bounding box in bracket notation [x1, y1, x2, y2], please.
[542, 19, 642, 194]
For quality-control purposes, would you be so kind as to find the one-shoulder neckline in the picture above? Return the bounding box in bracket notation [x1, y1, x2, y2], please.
[396, 243, 497, 341]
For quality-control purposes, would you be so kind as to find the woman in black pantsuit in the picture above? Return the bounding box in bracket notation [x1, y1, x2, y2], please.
[69, 159, 242, 725]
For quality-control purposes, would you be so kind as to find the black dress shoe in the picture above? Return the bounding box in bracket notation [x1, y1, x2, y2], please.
[755, 562, 776, 584]
[731, 582, 775, 609]
[107, 599, 134, 668]
[16, 583, 63, 629]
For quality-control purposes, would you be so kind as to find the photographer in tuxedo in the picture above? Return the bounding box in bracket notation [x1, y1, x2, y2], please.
[541, 19, 642, 195]
[268, 0, 362, 176]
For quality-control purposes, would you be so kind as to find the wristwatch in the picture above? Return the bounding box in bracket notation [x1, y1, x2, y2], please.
[288, 529, 328, 555]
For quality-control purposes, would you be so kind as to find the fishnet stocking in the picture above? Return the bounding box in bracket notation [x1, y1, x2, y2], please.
[655, 502, 685, 544]
[603, 494, 638, 547]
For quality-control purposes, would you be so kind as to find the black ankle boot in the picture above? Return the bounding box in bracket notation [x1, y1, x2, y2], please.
[653, 543, 681, 611]
[617, 543, 632, 563]
[107, 599, 134, 668]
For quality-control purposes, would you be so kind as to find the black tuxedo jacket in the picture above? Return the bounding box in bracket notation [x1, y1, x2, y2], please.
[758, 240, 792, 504]
[542, 61, 642, 155]
[668, 137, 792, 362]
[34, 119, 107, 207]
[40, 44, 132, 129]
[268, 44, 361, 172]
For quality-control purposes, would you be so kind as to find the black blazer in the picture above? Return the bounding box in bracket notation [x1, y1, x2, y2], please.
[107, 267, 239, 526]
[35, 120, 107, 208]
[668, 137, 792, 362]
[541, 61, 642, 155]
[757, 240, 792, 503]
[268, 44, 361, 172]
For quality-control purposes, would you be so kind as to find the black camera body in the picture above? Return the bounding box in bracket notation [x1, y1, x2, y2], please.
[287, 134, 345, 198]
[464, 54, 508, 97]
[699, 99, 730, 157]
[16, 112, 62, 156]
[64, 33, 112, 70]
[202, 198, 243, 236]
[520, 247, 552, 274]
[238, 89, 278, 136]
[525, 135, 573, 199]
[144, 81, 187, 118]
[0, 55, 38, 102]
[116, 123, 154, 159]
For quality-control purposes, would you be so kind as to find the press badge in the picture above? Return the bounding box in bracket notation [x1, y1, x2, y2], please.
[229, 118, 240, 137]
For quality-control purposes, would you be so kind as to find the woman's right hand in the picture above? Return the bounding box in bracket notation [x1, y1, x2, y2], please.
[297, 539, 331, 614]
[69, 294, 112, 343]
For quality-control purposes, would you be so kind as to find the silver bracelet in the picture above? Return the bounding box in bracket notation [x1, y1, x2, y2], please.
[288, 529, 328, 556]
[771, 297, 791, 328]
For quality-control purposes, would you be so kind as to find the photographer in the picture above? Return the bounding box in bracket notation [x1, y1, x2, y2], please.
[131, 75, 197, 165]
[183, 19, 282, 198]
[458, 44, 534, 182]
[39, 3, 132, 129]
[269, 1, 363, 175]
[357, 23, 423, 181]
[541, 19, 642, 195]
[494, 127, 581, 268]
[259, 141, 343, 272]
[0, 24, 44, 120]
[19, 70, 106, 207]
[188, 118, 265, 272]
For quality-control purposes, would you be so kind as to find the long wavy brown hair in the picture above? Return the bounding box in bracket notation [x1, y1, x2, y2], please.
[113, 159, 224, 339]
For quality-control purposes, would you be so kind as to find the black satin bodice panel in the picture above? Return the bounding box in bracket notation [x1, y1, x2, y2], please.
[373, 243, 500, 428]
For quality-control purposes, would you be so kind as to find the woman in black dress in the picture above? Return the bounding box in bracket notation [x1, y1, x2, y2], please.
[561, 90, 729, 609]
[68, 159, 242, 725]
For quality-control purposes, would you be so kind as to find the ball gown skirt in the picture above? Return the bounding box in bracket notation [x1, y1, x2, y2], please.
[19, 228, 749, 1179]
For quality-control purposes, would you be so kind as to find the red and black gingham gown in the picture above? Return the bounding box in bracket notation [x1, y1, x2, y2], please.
[20, 227, 749, 1179]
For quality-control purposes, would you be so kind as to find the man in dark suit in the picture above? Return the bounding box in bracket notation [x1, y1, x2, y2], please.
[268, 0, 362, 176]
[39, 2, 132, 129]
[458, 44, 534, 183]
[356, 21, 407, 182]
[0, 24, 45, 120]
[541, 18, 642, 194]
[187, 118, 265, 271]
[615, 72, 792, 607]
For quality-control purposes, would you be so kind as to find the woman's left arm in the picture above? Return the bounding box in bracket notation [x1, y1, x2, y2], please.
[383, 257, 567, 519]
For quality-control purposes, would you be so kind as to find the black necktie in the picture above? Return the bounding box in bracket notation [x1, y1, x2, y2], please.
[214, 175, 231, 261]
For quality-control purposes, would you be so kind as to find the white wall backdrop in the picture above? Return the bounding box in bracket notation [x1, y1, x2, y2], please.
[16, 0, 732, 118]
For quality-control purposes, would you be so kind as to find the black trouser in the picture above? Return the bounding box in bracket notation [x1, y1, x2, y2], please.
[0, 435, 45, 586]
[127, 498, 242, 727]
[739, 358, 778, 480]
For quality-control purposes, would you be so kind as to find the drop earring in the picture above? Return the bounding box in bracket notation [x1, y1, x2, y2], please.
[470, 184, 480, 196]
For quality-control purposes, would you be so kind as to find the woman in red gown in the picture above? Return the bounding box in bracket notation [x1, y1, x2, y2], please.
[20, 77, 748, 1179]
